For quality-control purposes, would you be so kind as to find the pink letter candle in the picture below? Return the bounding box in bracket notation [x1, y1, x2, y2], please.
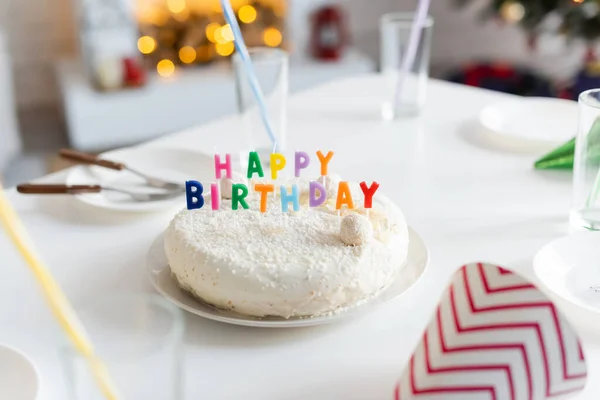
[210, 183, 220, 210]
[214, 154, 232, 179]
[294, 151, 310, 178]
[280, 184, 300, 212]
[309, 181, 326, 207]
[185, 180, 204, 210]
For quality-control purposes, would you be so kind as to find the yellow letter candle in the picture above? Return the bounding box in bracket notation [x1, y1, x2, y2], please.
[270, 153, 287, 180]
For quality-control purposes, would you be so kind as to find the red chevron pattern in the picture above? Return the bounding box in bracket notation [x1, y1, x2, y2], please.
[395, 263, 587, 400]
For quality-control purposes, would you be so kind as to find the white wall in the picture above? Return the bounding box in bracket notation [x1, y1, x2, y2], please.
[0, 0, 587, 108]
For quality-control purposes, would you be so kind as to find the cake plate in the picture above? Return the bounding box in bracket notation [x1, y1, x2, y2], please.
[146, 228, 429, 328]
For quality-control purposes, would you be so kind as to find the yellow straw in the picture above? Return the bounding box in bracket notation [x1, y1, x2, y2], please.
[0, 183, 119, 400]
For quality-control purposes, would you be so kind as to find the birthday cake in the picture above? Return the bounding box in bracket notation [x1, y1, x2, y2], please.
[164, 151, 410, 318]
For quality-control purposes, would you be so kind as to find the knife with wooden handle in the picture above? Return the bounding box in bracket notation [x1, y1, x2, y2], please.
[16, 184, 102, 194]
[59, 149, 125, 171]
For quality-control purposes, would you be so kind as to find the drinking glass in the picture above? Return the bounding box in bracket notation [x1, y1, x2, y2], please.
[380, 12, 433, 119]
[571, 89, 600, 230]
[61, 294, 184, 400]
[233, 47, 288, 163]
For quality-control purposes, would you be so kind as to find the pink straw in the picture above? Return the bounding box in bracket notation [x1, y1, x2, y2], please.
[393, 0, 431, 108]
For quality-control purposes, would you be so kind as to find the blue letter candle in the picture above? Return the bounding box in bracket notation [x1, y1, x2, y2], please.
[309, 181, 326, 207]
[294, 151, 310, 178]
[280, 184, 300, 212]
[186, 180, 204, 210]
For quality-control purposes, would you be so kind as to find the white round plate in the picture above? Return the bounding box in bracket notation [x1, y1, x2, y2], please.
[479, 97, 577, 153]
[533, 231, 600, 332]
[0, 344, 39, 400]
[147, 228, 429, 328]
[66, 146, 214, 212]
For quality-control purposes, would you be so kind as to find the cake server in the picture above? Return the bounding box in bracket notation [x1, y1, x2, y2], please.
[59, 149, 185, 191]
[16, 184, 184, 202]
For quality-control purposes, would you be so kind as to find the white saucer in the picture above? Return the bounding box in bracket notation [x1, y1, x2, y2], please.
[533, 231, 600, 333]
[66, 146, 214, 212]
[0, 344, 39, 400]
[479, 97, 577, 153]
[146, 228, 429, 328]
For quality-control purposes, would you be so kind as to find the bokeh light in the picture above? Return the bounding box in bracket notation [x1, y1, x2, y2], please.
[137, 36, 156, 54]
[205, 23, 220, 43]
[179, 46, 196, 64]
[157, 59, 175, 77]
[215, 41, 235, 56]
[167, 0, 186, 14]
[238, 5, 257, 23]
[263, 27, 282, 47]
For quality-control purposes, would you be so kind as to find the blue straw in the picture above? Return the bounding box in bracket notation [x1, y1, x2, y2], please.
[220, 0, 278, 153]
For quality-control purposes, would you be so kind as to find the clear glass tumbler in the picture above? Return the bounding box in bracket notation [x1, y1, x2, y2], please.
[233, 47, 289, 161]
[380, 12, 433, 119]
[571, 89, 600, 230]
[61, 294, 184, 400]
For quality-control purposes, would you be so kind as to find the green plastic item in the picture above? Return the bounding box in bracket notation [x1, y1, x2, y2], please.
[534, 118, 600, 170]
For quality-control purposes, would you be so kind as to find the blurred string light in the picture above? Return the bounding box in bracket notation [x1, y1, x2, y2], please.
[167, 0, 186, 14]
[205, 22, 220, 43]
[179, 46, 196, 63]
[215, 24, 234, 44]
[573, 0, 584, 3]
[216, 41, 235, 56]
[137, 36, 156, 54]
[500, 1, 525, 23]
[157, 59, 175, 77]
[238, 5, 257, 23]
[263, 27, 282, 47]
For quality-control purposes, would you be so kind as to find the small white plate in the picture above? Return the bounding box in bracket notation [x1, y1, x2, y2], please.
[146, 228, 429, 328]
[479, 97, 577, 153]
[0, 344, 39, 400]
[533, 231, 600, 333]
[66, 146, 214, 212]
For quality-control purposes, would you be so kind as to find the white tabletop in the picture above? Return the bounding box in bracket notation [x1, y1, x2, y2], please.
[1, 74, 598, 399]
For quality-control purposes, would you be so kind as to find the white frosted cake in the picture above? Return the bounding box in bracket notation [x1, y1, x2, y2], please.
[164, 182, 409, 318]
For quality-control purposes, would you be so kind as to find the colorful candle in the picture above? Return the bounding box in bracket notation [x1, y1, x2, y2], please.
[316, 150, 334, 176]
[247, 151, 264, 179]
[186, 180, 204, 210]
[280, 184, 300, 212]
[309, 181, 326, 207]
[231, 183, 249, 210]
[336, 181, 354, 210]
[270, 153, 286, 180]
[254, 183, 274, 213]
[214, 154, 232, 179]
[359, 181, 380, 209]
[294, 151, 310, 178]
[210, 183, 220, 211]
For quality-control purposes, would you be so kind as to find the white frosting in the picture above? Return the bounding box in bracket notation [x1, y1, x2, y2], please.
[164, 184, 409, 318]
[340, 213, 373, 246]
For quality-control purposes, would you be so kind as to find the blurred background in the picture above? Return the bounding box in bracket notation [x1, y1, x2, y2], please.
[0, 0, 598, 186]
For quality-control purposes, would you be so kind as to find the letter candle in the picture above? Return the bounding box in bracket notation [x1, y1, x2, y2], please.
[270, 153, 286, 180]
[214, 154, 232, 179]
[295, 151, 310, 178]
[186, 180, 204, 210]
[210, 183, 220, 211]
[280, 184, 300, 212]
[309, 181, 326, 208]
[254, 183, 274, 213]
[336, 181, 355, 210]
[316, 150, 334, 176]
[247, 151, 265, 179]
[231, 184, 250, 210]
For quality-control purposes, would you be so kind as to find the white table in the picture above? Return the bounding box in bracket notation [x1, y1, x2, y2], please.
[1, 74, 599, 399]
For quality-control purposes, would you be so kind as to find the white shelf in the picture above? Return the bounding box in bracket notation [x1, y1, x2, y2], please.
[54, 49, 375, 151]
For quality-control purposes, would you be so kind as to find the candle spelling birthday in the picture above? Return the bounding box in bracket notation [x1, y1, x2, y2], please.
[185, 150, 380, 213]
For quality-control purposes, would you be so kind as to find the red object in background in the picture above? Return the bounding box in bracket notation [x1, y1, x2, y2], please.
[310, 6, 348, 61]
[123, 57, 146, 87]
